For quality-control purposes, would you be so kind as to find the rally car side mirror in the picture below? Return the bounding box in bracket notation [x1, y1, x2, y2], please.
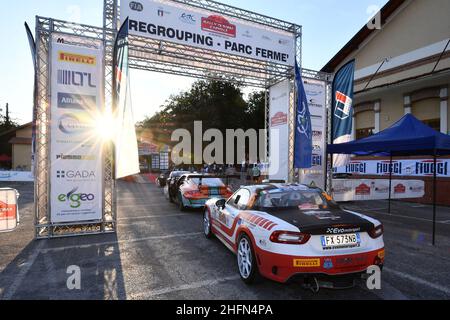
[216, 199, 226, 210]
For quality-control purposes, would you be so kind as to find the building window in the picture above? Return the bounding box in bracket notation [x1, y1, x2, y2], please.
[355, 109, 375, 140]
[356, 127, 374, 139]
[411, 97, 440, 132]
[422, 119, 440, 132]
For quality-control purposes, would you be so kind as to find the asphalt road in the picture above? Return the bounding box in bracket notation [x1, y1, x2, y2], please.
[0, 180, 449, 300]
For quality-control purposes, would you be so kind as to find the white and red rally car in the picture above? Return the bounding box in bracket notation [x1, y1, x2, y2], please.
[203, 183, 385, 290]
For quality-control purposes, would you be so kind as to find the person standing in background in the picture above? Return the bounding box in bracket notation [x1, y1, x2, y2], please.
[252, 162, 261, 183]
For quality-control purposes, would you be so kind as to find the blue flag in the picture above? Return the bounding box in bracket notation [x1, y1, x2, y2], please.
[332, 60, 355, 166]
[294, 61, 313, 169]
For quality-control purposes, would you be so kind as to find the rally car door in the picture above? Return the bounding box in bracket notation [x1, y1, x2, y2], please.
[218, 188, 251, 231]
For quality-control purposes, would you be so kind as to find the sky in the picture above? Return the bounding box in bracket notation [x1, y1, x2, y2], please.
[0, 0, 388, 125]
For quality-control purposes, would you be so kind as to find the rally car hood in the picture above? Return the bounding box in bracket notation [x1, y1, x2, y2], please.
[261, 207, 375, 235]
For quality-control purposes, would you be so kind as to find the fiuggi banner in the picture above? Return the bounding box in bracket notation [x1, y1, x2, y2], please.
[334, 159, 450, 178]
[120, 0, 295, 66]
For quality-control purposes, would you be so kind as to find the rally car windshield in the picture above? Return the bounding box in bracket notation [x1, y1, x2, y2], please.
[253, 190, 333, 210]
[189, 177, 225, 187]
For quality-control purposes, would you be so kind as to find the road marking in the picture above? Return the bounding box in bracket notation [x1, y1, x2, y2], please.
[117, 204, 170, 208]
[117, 214, 188, 220]
[129, 275, 241, 299]
[1, 240, 45, 300]
[384, 267, 450, 295]
[118, 197, 160, 201]
[40, 232, 203, 253]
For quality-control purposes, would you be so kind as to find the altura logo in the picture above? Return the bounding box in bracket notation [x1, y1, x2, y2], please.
[58, 187, 95, 208]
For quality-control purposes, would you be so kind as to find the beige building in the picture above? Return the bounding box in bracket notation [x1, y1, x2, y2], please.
[0, 123, 32, 170]
[322, 0, 450, 138]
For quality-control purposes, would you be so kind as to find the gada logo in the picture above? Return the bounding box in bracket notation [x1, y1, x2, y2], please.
[201, 15, 236, 38]
[58, 187, 95, 208]
[58, 51, 96, 65]
[57, 70, 96, 88]
[57, 170, 95, 179]
[129, 1, 143, 12]
[58, 114, 92, 135]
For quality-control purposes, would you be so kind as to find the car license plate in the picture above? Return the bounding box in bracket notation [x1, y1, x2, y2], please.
[321, 233, 360, 249]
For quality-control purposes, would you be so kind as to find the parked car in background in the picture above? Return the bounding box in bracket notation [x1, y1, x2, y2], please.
[164, 170, 190, 202]
[203, 183, 384, 291]
[172, 174, 233, 210]
[155, 171, 170, 188]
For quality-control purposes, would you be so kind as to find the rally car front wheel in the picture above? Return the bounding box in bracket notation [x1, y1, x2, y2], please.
[237, 234, 260, 284]
[178, 192, 186, 211]
[203, 209, 212, 239]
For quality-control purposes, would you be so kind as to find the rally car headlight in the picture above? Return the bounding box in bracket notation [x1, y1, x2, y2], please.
[368, 225, 384, 238]
[269, 231, 311, 245]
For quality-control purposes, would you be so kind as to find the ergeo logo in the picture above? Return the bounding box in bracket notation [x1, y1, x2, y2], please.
[58, 187, 95, 208]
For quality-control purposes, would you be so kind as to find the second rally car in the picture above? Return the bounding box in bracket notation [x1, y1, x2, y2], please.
[203, 183, 384, 290]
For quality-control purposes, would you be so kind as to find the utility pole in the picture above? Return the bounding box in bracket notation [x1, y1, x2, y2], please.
[5, 103, 10, 126]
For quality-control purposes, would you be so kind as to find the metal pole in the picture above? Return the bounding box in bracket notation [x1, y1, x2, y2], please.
[432, 151, 437, 246]
[388, 153, 392, 214]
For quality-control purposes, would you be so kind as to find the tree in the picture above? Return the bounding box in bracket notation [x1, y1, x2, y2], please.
[137, 79, 266, 164]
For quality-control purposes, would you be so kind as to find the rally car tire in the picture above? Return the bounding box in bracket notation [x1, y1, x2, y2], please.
[203, 209, 212, 239]
[237, 234, 261, 284]
[178, 192, 186, 211]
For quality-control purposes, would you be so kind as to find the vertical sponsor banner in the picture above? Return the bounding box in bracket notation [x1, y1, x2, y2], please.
[332, 60, 355, 167]
[269, 80, 290, 181]
[299, 79, 327, 188]
[293, 62, 312, 169]
[50, 37, 104, 223]
[114, 18, 140, 179]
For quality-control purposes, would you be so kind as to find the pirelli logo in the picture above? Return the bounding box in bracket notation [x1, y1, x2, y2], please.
[293, 258, 321, 268]
[58, 51, 96, 65]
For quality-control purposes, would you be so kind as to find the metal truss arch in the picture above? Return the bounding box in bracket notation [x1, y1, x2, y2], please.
[34, 0, 305, 238]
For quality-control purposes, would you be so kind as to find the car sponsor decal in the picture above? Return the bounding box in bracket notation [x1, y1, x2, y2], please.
[323, 258, 334, 269]
[293, 258, 320, 268]
[213, 211, 278, 239]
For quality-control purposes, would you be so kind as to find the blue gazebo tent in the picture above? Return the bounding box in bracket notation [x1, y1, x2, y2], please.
[327, 114, 450, 156]
[327, 114, 450, 245]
